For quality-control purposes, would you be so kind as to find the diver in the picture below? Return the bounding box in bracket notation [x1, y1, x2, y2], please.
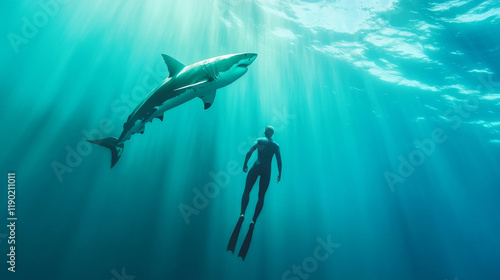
[227, 126, 282, 260]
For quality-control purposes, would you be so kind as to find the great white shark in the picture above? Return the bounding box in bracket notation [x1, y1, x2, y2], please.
[87, 52, 257, 168]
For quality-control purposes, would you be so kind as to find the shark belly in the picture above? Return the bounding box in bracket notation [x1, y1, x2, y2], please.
[152, 88, 199, 118]
[121, 88, 201, 141]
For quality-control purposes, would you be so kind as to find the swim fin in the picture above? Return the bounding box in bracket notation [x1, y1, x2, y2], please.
[238, 222, 255, 261]
[227, 216, 244, 253]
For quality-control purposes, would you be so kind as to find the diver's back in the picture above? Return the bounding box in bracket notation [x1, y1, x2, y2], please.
[255, 137, 279, 168]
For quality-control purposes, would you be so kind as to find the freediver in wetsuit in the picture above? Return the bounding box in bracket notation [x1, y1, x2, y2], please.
[227, 126, 282, 260]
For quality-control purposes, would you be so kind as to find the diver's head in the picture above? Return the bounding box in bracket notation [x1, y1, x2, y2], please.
[265, 126, 274, 138]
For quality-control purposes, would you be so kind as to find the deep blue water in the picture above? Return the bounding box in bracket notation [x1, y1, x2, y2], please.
[1, 0, 500, 279]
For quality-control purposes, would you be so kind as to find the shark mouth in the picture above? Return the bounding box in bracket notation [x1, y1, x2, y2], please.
[238, 64, 250, 68]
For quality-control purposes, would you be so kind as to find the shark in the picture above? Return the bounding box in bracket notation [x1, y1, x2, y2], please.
[87, 52, 257, 168]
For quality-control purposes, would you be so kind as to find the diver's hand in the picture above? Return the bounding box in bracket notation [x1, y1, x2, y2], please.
[243, 165, 248, 173]
[277, 174, 281, 183]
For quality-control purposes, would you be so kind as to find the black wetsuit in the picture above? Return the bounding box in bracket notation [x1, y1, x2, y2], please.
[241, 137, 281, 222]
[228, 136, 282, 259]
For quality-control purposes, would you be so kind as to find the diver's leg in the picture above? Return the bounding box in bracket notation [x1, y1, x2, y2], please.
[241, 167, 258, 216]
[252, 171, 271, 223]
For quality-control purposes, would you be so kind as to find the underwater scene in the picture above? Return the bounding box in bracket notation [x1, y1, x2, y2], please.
[1, 0, 500, 279]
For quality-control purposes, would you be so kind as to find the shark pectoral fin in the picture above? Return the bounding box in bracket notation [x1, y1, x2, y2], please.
[199, 90, 216, 109]
[161, 54, 185, 78]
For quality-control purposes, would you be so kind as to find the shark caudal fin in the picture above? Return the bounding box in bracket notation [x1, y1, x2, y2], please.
[86, 137, 124, 168]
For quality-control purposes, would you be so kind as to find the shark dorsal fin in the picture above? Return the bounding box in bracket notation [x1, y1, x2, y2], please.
[199, 90, 216, 109]
[161, 54, 185, 78]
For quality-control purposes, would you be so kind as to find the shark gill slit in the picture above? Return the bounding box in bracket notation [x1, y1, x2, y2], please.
[214, 62, 220, 79]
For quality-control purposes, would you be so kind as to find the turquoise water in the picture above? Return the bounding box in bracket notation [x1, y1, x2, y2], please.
[1, 0, 500, 279]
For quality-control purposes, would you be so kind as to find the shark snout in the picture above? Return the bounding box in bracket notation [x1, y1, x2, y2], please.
[237, 53, 257, 68]
[247, 53, 257, 64]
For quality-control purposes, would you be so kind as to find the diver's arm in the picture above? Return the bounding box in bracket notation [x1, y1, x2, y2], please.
[276, 149, 282, 183]
[243, 145, 257, 173]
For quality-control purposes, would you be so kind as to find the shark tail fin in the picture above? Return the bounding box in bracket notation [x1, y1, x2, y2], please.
[86, 137, 124, 168]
